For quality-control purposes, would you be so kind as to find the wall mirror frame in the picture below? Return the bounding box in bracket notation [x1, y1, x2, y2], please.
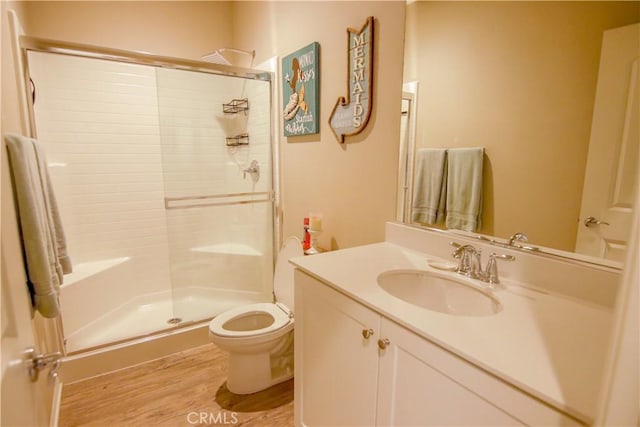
[398, 1, 640, 269]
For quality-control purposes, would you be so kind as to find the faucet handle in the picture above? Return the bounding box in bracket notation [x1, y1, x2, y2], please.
[449, 241, 463, 258]
[485, 253, 515, 285]
[243, 160, 260, 181]
[491, 253, 515, 261]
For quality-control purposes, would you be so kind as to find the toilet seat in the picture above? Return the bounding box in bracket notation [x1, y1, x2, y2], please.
[209, 237, 301, 340]
[209, 302, 292, 338]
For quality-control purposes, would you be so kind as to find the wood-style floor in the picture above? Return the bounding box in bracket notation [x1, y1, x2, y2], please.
[59, 344, 294, 427]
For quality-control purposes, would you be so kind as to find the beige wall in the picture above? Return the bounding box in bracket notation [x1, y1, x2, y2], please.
[233, 1, 405, 249]
[19, 1, 405, 250]
[404, 1, 639, 252]
[23, 1, 234, 60]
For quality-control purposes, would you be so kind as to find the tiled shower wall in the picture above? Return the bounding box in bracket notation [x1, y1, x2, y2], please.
[28, 52, 273, 330]
[29, 52, 173, 303]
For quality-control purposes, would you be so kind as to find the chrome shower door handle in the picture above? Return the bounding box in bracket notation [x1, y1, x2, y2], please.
[584, 216, 610, 227]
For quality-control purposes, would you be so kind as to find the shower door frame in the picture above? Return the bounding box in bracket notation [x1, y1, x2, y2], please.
[19, 35, 281, 353]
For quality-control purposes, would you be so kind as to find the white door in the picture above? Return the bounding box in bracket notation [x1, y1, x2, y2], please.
[2, 9, 58, 423]
[397, 95, 412, 222]
[397, 82, 419, 223]
[1, 149, 55, 426]
[575, 24, 640, 262]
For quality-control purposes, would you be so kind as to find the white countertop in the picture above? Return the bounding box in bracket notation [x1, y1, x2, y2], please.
[290, 242, 613, 424]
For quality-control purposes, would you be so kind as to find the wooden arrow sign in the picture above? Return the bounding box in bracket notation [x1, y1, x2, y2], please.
[329, 16, 374, 143]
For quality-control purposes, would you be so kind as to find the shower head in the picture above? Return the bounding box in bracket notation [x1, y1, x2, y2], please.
[202, 51, 232, 65]
[201, 48, 255, 67]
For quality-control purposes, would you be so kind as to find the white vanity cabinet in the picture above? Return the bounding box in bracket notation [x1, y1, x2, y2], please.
[294, 270, 583, 426]
[293, 270, 380, 426]
[375, 317, 523, 426]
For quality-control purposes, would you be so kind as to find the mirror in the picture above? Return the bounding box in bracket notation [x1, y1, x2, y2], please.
[400, 1, 639, 264]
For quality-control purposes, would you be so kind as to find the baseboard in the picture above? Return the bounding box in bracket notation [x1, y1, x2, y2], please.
[60, 321, 210, 384]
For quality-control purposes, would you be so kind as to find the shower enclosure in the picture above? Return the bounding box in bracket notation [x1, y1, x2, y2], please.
[22, 38, 277, 353]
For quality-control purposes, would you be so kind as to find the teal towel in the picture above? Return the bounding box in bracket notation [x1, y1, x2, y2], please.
[411, 148, 447, 225]
[445, 147, 484, 232]
[4, 133, 71, 318]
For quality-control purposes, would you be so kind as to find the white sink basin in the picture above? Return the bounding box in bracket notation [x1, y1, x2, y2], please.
[377, 269, 502, 316]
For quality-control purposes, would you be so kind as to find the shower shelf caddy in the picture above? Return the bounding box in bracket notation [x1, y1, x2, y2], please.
[223, 98, 250, 146]
[226, 133, 249, 147]
[223, 98, 249, 114]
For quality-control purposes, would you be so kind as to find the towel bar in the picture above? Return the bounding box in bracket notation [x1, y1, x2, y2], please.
[164, 191, 273, 210]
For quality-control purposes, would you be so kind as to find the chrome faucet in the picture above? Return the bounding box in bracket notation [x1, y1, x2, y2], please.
[451, 244, 482, 277]
[507, 232, 528, 246]
[506, 232, 539, 251]
[450, 242, 515, 286]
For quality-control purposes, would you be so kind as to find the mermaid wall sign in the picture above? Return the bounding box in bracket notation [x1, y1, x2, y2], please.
[282, 42, 320, 137]
[329, 17, 374, 143]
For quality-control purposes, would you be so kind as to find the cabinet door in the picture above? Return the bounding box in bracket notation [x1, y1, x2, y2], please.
[294, 271, 380, 427]
[376, 318, 524, 426]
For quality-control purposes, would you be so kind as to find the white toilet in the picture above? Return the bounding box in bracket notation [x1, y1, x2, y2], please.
[208, 236, 302, 394]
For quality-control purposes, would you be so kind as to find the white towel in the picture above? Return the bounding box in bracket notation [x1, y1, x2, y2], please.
[445, 147, 484, 232]
[4, 133, 71, 318]
[411, 148, 447, 225]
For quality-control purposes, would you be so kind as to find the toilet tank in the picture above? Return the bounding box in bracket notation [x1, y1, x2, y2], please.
[274, 236, 303, 312]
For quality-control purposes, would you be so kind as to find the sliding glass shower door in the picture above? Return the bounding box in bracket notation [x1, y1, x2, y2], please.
[155, 68, 275, 323]
[25, 45, 275, 352]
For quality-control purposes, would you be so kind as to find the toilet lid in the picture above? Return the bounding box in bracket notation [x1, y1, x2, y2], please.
[273, 236, 303, 313]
